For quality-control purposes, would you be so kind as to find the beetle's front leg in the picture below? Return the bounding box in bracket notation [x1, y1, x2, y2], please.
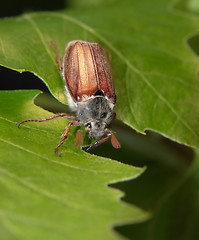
[85, 135, 111, 152]
[85, 129, 121, 152]
[55, 119, 80, 156]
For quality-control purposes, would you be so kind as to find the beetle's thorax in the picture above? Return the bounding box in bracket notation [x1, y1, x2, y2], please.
[76, 96, 114, 138]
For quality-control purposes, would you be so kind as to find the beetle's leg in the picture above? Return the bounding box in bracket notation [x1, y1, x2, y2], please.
[50, 41, 63, 72]
[74, 130, 88, 147]
[85, 129, 121, 152]
[85, 135, 111, 152]
[108, 130, 121, 149]
[17, 113, 75, 127]
[55, 119, 80, 156]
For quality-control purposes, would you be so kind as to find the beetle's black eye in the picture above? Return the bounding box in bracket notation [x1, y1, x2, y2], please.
[85, 122, 92, 128]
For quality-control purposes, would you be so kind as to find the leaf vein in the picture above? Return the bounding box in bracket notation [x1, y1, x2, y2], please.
[23, 14, 57, 68]
[0, 136, 112, 174]
[0, 167, 109, 215]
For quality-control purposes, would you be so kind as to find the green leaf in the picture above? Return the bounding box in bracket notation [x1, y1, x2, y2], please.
[0, 0, 199, 239]
[109, 129, 195, 239]
[0, 0, 199, 150]
[175, 0, 199, 14]
[117, 149, 199, 240]
[0, 90, 147, 240]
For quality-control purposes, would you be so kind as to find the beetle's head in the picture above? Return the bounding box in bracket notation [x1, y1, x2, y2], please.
[85, 121, 106, 139]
